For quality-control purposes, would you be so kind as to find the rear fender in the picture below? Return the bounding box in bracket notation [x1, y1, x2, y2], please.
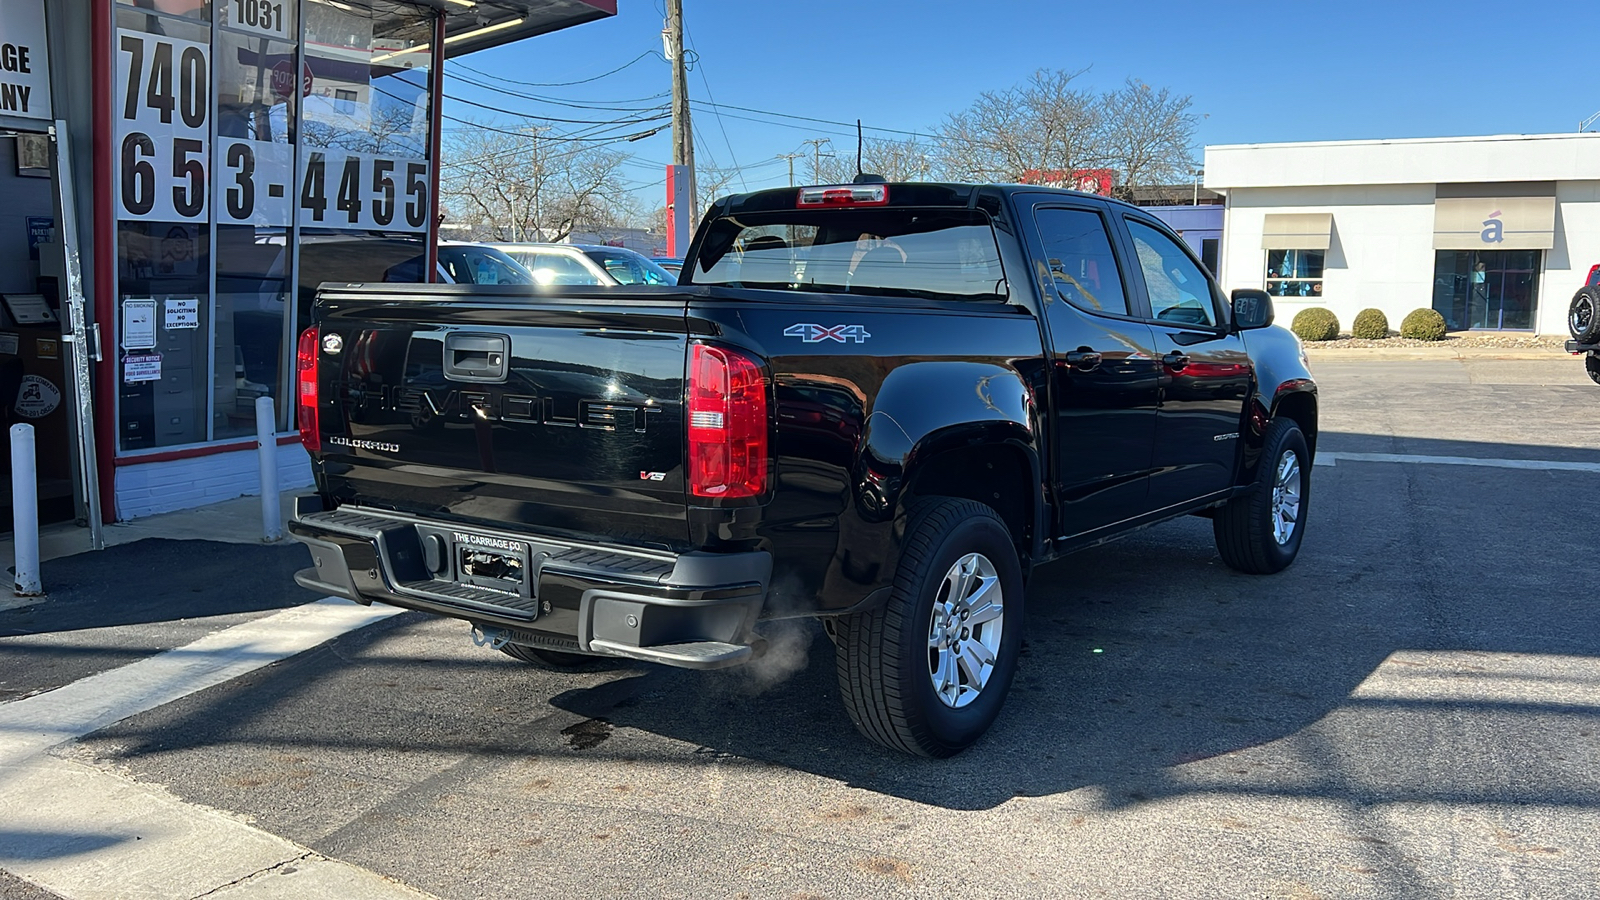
[819, 361, 1040, 612]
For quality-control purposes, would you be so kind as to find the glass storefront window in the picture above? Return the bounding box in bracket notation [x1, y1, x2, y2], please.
[1432, 249, 1541, 331]
[1264, 248, 1324, 298]
[114, 4, 212, 449]
[111, 0, 438, 452]
[116, 222, 212, 449]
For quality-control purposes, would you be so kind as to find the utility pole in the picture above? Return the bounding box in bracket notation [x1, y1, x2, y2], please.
[667, 0, 695, 208]
[776, 152, 803, 187]
[801, 138, 832, 183]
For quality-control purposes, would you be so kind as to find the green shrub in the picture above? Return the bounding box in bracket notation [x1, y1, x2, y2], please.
[1290, 307, 1340, 342]
[1351, 308, 1389, 340]
[1399, 308, 1448, 341]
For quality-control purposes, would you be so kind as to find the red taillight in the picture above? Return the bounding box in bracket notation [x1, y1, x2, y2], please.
[797, 184, 889, 207]
[1589, 264, 1600, 287]
[297, 326, 320, 452]
[687, 343, 768, 499]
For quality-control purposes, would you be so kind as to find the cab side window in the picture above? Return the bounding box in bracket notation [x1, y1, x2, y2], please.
[1034, 208, 1129, 316]
[1126, 220, 1221, 328]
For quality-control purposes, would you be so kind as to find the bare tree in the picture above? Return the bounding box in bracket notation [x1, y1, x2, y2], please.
[933, 68, 1104, 183]
[438, 119, 636, 242]
[695, 161, 743, 216]
[929, 69, 1199, 196]
[1099, 78, 1200, 201]
[812, 135, 936, 184]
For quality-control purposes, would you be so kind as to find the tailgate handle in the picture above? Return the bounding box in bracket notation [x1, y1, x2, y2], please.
[444, 333, 510, 383]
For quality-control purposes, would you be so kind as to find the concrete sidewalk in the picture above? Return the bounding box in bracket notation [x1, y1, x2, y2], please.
[2, 489, 302, 573]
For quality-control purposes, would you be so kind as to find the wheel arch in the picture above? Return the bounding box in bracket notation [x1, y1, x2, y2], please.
[1270, 386, 1318, 460]
[898, 426, 1042, 571]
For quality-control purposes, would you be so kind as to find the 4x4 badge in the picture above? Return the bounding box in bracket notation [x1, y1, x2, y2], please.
[784, 323, 871, 344]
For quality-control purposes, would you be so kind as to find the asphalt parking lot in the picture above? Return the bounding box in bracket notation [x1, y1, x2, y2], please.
[6, 355, 1600, 899]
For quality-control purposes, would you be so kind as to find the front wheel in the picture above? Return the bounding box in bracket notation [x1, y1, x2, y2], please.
[833, 497, 1024, 757]
[1213, 417, 1310, 574]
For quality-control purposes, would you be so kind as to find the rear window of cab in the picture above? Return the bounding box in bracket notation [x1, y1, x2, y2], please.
[691, 208, 1008, 302]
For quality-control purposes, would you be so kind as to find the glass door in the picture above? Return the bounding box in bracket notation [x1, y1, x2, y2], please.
[1431, 249, 1542, 331]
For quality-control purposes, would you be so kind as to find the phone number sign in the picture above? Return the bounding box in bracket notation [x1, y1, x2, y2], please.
[114, 30, 209, 222]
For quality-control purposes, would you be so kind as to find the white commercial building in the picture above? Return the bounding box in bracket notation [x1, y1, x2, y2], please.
[1204, 132, 1600, 335]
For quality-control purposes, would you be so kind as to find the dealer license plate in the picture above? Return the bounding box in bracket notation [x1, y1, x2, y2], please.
[452, 531, 531, 595]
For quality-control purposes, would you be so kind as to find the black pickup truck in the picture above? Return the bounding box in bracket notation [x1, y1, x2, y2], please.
[289, 180, 1317, 757]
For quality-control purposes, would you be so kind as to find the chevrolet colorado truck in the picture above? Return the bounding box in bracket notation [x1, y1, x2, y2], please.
[289, 180, 1317, 757]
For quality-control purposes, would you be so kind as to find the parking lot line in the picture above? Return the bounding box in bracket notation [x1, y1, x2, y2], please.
[0, 598, 429, 900]
[1315, 451, 1600, 473]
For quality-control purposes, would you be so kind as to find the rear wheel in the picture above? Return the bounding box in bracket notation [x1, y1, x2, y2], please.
[1587, 353, 1600, 386]
[834, 497, 1024, 757]
[1569, 286, 1600, 343]
[1213, 417, 1310, 574]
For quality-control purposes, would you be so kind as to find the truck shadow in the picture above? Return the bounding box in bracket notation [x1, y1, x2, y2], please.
[550, 440, 1600, 810]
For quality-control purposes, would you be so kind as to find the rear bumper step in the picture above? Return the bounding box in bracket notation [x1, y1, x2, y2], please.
[288, 496, 770, 670]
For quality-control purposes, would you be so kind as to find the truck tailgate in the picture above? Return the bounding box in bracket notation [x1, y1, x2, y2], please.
[313, 290, 690, 550]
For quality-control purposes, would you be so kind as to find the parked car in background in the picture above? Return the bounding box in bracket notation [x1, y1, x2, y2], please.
[651, 257, 684, 277]
[483, 243, 676, 286]
[1565, 263, 1600, 384]
[437, 243, 539, 285]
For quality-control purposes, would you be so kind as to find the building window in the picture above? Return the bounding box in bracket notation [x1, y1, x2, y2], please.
[1431, 249, 1541, 331]
[333, 88, 357, 115]
[1264, 249, 1324, 298]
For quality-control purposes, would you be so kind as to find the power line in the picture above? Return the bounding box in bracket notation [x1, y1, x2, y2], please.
[446, 70, 671, 112]
[444, 90, 669, 125]
[684, 27, 744, 192]
[448, 52, 662, 89]
[440, 112, 665, 143]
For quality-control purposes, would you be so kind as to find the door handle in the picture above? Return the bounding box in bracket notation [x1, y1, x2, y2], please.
[1162, 351, 1190, 370]
[1064, 349, 1102, 371]
[444, 332, 510, 383]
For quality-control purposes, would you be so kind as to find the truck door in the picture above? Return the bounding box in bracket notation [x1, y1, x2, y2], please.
[1024, 199, 1160, 538]
[1118, 214, 1253, 509]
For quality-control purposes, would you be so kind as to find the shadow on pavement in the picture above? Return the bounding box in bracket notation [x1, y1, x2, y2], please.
[0, 538, 319, 700]
[1, 538, 317, 638]
[66, 434, 1600, 815]
[0, 830, 129, 861]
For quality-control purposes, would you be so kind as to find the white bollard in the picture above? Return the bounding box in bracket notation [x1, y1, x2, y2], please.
[256, 395, 282, 542]
[11, 423, 42, 596]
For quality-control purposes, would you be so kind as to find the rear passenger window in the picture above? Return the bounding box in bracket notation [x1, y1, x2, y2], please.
[1034, 208, 1128, 316]
[1127, 220, 1221, 328]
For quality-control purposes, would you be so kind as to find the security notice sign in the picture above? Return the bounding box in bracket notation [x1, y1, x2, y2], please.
[0, 0, 53, 120]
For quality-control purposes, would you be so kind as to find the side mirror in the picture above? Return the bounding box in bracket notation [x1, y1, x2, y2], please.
[1231, 288, 1275, 330]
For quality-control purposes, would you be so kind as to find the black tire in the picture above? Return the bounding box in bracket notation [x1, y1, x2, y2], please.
[1570, 286, 1600, 343]
[1213, 417, 1310, 574]
[833, 497, 1024, 757]
[499, 643, 607, 670]
[1586, 353, 1600, 386]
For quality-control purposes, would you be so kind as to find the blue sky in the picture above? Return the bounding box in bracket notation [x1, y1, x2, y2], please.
[446, 0, 1598, 206]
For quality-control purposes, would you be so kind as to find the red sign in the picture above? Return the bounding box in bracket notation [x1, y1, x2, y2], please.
[1019, 168, 1115, 196]
[270, 60, 313, 100]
